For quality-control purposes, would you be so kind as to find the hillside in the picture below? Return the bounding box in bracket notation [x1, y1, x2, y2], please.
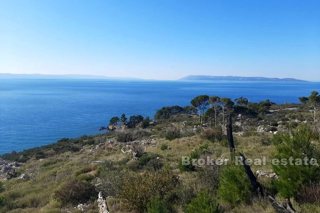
[0, 92, 320, 213]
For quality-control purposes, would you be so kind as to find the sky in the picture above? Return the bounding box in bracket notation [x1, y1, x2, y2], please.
[0, 0, 319, 80]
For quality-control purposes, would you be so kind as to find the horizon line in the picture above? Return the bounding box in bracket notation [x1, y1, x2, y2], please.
[0, 72, 317, 82]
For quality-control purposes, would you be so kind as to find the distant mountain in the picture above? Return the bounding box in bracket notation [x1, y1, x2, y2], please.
[180, 75, 308, 82]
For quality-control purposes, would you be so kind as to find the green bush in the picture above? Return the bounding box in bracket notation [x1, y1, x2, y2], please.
[178, 150, 199, 172]
[217, 165, 252, 206]
[76, 173, 95, 182]
[186, 190, 220, 213]
[145, 158, 164, 171]
[179, 147, 207, 172]
[128, 153, 163, 171]
[179, 160, 195, 172]
[272, 125, 320, 199]
[0, 196, 5, 206]
[160, 144, 168, 150]
[147, 196, 170, 213]
[138, 153, 159, 167]
[54, 180, 97, 205]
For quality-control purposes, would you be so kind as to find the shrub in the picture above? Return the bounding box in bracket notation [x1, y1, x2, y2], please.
[129, 152, 163, 171]
[179, 159, 195, 172]
[160, 144, 168, 151]
[116, 132, 135, 142]
[165, 128, 181, 140]
[172, 184, 196, 207]
[201, 127, 223, 142]
[296, 184, 320, 204]
[260, 136, 272, 146]
[132, 130, 151, 139]
[147, 196, 170, 213]
[186, 190, 220, 213]
[35, 151, 46, 159]
[138, 153, 158, 166]
[197, 166, 220, 193]
[272, 125, 320, 199]
[132, 144, 145, 158]
[180, 128, 196, 137]
[120, 170, 179, 212]
[97, 162, 124, 197]
[80, 138, 95, 145]
[54, 180, 97, 205]
[77, 173, 95, 181]
[179, 146, 207, 172]
[0, 182, 4, 193]
[13, 193, 44, 208]
[0, 196, 5, 206]
[52, 139, 81, 153]
[217, 165, 252, 206]
[179, 150, 200, 172]
[145, 158, 163, 171]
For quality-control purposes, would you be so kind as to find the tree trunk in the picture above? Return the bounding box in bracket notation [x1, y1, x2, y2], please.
[227, 115, 235, 153]
[239, 153, 264, 197]
[214, 107, 217, 127]
[268, 196, 295, 213]
[283, 198, 296, 213]
[227, 115, 264, 196]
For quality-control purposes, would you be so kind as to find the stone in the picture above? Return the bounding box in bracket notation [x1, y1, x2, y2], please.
[97, 192, 109, 213]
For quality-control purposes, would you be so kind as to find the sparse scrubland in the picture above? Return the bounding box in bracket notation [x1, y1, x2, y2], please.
[1, 91, 320, 213]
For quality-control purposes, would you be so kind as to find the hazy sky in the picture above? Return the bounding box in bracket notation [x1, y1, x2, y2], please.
[1, 0, 319, 80]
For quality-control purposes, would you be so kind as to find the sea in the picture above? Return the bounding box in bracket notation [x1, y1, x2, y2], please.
[1, 78, 320, 154]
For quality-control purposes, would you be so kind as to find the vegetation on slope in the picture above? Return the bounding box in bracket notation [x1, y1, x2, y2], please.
[0, 91, 320, 213]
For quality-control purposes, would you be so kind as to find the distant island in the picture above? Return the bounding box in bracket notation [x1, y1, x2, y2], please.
[0, 73, 310, 82]
[180, 75, 309, 82]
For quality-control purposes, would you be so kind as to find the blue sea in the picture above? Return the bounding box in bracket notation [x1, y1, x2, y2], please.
[1, 78, 320, 154]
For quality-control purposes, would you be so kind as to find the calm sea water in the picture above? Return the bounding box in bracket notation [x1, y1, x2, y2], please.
[1, 78, 320, 154]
